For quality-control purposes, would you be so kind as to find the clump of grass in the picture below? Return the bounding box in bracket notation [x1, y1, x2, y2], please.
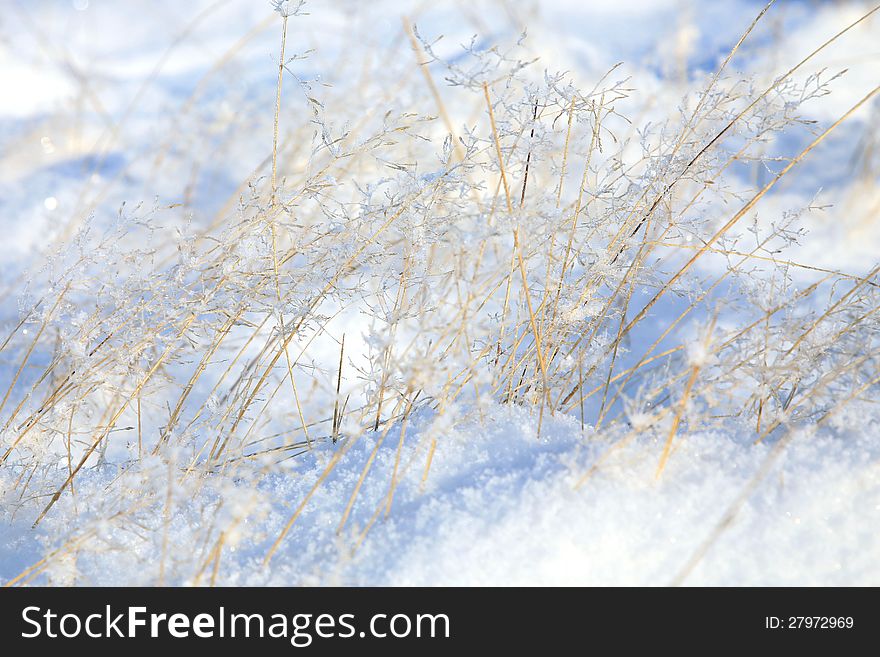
[1, 0, 879, 585]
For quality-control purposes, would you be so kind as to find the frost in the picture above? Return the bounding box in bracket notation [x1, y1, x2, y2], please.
[0, 0, 878, 587]
[270, 0, 306, 18]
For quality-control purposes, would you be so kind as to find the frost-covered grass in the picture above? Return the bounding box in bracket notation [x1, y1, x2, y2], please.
[1, 0, 879, 586]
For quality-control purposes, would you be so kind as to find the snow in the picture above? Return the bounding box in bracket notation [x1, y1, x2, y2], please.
[1, 0, 879, 586]
[3, 401, 878, 585]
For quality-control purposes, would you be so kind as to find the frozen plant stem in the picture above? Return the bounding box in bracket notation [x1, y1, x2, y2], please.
[332, 334, 345, 443]
[482, 83, 551, 413]
[269, 12, 311, 448]
[271, 14, 287, 202]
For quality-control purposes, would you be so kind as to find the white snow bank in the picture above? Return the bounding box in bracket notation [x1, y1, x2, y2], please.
[4, 402, 877, 586]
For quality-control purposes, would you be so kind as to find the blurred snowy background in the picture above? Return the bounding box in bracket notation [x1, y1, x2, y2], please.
[2, 0, 878, 281]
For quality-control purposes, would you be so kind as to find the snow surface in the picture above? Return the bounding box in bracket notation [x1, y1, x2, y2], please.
[1, 0, 879, 586]
[3, 401, 878, 586]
